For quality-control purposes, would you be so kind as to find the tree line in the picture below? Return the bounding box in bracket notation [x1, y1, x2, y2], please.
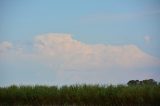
[127, 79, 158, 86]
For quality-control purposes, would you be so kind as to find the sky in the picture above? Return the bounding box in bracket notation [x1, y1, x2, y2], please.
[0, 0, 160, 86]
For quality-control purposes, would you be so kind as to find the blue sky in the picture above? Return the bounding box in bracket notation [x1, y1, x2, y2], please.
[0, 0, 160, 86]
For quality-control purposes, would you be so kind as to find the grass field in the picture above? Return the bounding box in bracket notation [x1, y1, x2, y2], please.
[0, 84, 160, 106]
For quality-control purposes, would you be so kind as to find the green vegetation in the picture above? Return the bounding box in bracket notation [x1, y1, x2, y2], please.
[0, 82, 160, 106]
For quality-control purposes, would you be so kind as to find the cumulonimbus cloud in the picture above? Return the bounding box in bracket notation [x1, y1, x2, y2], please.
[33, 33, 160, 71]
[0, 33, 160, 71]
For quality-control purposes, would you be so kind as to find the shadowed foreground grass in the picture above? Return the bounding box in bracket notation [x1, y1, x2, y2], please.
[0, 84, 160, 106]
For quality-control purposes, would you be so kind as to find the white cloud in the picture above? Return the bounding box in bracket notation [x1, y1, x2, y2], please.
[0, 33, 159, 71]
[34, 33, 160, 71]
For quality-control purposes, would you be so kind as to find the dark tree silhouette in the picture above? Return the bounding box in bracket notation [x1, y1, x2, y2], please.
[141, 79, 157, 85]
[127, 80, 140, 85]
[127, 79, 157, 86]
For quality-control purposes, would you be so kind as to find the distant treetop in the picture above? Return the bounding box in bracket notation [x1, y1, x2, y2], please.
[127, 79, 157, 86]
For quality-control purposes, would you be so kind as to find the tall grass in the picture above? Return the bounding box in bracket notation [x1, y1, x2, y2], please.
[0, 84, 160, 105]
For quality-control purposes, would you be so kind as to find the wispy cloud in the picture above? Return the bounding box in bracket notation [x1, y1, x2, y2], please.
[144, 35, 151, 43]
[81, 10, 160, 23]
